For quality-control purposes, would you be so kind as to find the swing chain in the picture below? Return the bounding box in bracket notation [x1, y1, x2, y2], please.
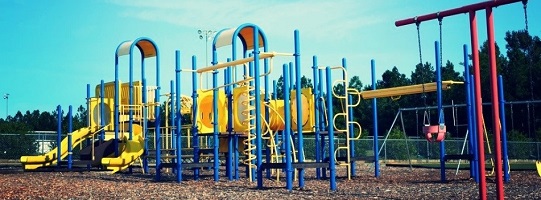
[438, 12, 443, 69]
[415, 17, 423, 66]
[415, 17, 427, 101]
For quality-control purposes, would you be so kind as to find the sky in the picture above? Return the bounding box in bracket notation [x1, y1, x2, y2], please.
[1, 0, 540, 119]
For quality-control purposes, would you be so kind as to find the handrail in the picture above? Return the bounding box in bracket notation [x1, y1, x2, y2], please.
[196, 52, 289, 73]
[198, 53, 277, 92]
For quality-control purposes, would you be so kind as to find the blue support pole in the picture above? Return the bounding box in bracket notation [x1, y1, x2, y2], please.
[312, 56, 321, 179]
[263, 43, 271, 181]
[154, 42, 162, 179]
[498, 75, 510, 182]
[86, 84, 91, 169]
[463, 44, 475, 180]
[128, 53, 134, 141]
[293, 30, 305, 188]
[68, 105, 73, 170]
[170, 80, 175, 150]
[175, 50, 182, 183]
[248, 59, 255, 181]
[470, 75, 480, 183]
[142, 78, 149, 173]
[192, 55, 200, 180]
[435, 41, 446, 182]
[225, 59, 233, 181]
[253, 27, 264, 188]
[343, 58, 355, 176]
[114, 57, 120, 157]
[283, 64, 293, 191]
[100, 80, 105, 142]
[318, 68, 327, 179]
[212, 70, 220, 181]
[371, 59, 380, 177]
[56, 105, 62, 168]
[326, 67, 336, 191]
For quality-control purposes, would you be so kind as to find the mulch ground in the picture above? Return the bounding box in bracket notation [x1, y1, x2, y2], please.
[1, 162, 540, 199]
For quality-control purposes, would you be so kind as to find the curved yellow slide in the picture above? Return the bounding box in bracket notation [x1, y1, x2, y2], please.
[101, 124, 144, 174]
[20, 127, 99, 170]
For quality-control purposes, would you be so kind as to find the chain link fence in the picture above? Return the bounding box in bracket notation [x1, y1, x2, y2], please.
[2, 133, 540, 162]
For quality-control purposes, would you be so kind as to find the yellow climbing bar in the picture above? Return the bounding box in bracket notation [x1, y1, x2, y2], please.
[360, 80, 463, 99]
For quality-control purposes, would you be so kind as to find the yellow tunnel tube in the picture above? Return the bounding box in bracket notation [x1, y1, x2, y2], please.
[232, 86, 314, 133]
[196, 89, 228, 134]
[290, 88, 315, 132]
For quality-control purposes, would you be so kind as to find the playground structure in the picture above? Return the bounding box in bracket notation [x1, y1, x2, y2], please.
[18, 23, 463, 190]
[17, 0, 532, 197]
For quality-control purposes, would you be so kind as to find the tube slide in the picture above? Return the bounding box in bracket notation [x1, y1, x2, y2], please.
[20, 126, 100, 170]
[101, 124, 144, 174]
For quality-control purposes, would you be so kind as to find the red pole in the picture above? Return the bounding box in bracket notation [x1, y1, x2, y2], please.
[469, 10, 487, 200]
[395, 0, 523, 27]
[486, 7, 504, 199]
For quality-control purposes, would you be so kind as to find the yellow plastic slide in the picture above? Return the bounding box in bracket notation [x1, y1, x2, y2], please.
[101, 124, 144, 174]
[20, 127, 100, 170]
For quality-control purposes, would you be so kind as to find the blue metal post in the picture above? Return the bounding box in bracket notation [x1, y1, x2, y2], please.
[283, 64, 293, 191]
[435, 41, 446, 182]
[212, 70, 220, 181]
[142, 78, 149, 173]
[192, 55, 200, 180]
[86, 84, 91, 169]
[293, 30, 305, 187]
[371, 59, 380, 177]
[100, 80, 105, 142]
[56, 105, 62, 168]
[312, 56, 321, 179]
[343, 58, 355, 176]
[225, 59, 233, 181]
[175, 50, 182, 183]
[253, 27, 264, 188]
[128, 51, 134, 141]
[498, 75, 510, 182]
[114, 57, 120, 157]
[170, 81, 175, 151]
[463, 44, 475, 180]
[470, 75, 479, 183]
[318, 68, 327, 178]
[68, 105, 73, 170]
[154, 41, 162, 179]
[326, 67, 336, 191]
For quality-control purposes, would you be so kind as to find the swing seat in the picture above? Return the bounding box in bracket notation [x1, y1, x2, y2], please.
[423, 124, 446, 142]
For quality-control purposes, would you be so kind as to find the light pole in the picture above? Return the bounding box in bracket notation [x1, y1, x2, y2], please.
[3, 93, 9, 118]
[198, 29, 216, 88]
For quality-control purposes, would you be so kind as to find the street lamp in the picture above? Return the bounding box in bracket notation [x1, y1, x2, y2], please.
[3, 93, 9, 118]
[198, 29, 216, 88]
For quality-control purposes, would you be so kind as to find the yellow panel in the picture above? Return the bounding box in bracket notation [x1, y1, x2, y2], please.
[290, 88, 315, 132]
[196, 89, 228, 134]
[232, 86, 250, 132]
[360, 81, 463, 99]
[88, 97, 115, 131]
[95, 81, 157, 122]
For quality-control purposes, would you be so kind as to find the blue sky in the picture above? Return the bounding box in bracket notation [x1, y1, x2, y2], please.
[1, 0, 539, 119]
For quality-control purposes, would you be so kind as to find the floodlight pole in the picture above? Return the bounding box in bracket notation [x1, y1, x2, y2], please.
[198, 29, 216, 88]
[3, 93, 9, 118]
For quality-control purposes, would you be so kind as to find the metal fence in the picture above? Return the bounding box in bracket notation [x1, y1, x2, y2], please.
[2, 133, 540, 162]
